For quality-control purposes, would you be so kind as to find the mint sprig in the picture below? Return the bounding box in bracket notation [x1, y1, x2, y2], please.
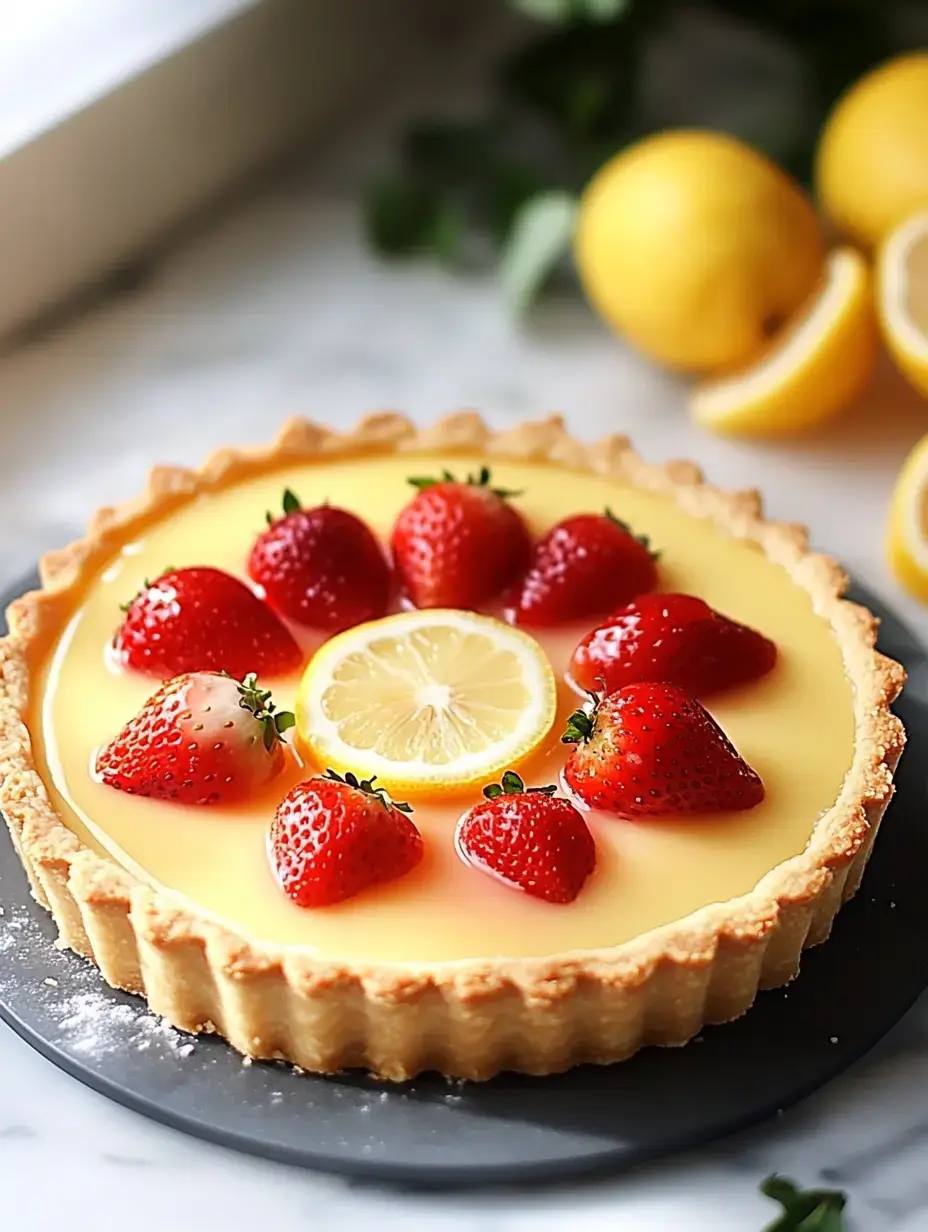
[760, 1176, 847, 1231]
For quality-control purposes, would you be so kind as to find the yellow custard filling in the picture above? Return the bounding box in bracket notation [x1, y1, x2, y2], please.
[34, 455, 854, 963]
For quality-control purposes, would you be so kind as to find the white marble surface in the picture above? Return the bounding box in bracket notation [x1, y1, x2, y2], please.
[3, 103, 928, 1231]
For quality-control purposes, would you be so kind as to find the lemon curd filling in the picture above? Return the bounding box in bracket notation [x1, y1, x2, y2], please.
[34, 455, 855, 963]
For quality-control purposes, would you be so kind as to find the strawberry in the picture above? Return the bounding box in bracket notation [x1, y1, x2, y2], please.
[570, 593, 777, 697]
[455, 770, 595, 904]
[269, 770, 423, 907]
[95, 672, 294, 805]
[115, 566, 302, 679]
[507, 509, 658, 627]
[248, 491, 390, 632]
[391, 466, 531, 609]
[562, 683, 764, 819]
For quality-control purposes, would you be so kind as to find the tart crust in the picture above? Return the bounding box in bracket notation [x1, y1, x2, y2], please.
[0, 413, 906, 1081]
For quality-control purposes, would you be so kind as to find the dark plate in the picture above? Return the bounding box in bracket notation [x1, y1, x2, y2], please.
[0, 572, 926, 1187]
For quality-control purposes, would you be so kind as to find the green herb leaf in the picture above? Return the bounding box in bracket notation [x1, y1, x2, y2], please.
[364, 174, 440, 256]
[430, 205, 465, 266]
[760, 1176, 847, 1232]
[500, 190, 578, 315]
[511, 0, 628, 21]
[581, 0, 628, 18]
[511, 0, 575, 20]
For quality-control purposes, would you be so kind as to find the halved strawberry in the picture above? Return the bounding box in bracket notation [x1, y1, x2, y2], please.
[249, 492, 390, 632]
[391, 466, 531, 609]
[562, 683, 764, 819]
[456, 770, 595, 904]
[507, 509, 658, 626]
[269, 769, 423, 907]
[570, 593, 777, 697]
[115, 566, 302, 679]
[95, 672, 294, 805]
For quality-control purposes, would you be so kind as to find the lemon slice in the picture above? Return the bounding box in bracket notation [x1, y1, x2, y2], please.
[887, 433, 928, 601]
[296, 610, 557, 798]
[690, 248, 876, 437]
[877, 211, 928, 399]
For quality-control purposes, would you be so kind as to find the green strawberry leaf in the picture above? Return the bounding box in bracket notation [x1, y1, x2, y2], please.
[562, 704, 596, 744]
[119, 566, 176, 613]
[407, 467, 522, 499]
[500, 189, 578, 315]
[604, 507, 659, 559]
[237, 673, 295, 751]
[266, 489, 302, 525]
[323, 768, 413, 814]
[484, 770, 558, 798]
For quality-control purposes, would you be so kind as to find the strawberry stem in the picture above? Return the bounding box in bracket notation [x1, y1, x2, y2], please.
[237, 673, 295, 751]
[483, 770, 557, 799]
[119, 567, 176, 613]
[407, 466, 522, 499]
[323, 768, 413, 814]
[265, 488, 302, 525]
[561, 704, 597, 745]
[604, 508, 660, 560]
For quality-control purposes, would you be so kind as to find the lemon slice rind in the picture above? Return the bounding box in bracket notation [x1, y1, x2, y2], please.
[877, 211, 928, 399]
[296, 609, 557, 797]
[887, 433, 928, 601]
[691, 247, 876, 437]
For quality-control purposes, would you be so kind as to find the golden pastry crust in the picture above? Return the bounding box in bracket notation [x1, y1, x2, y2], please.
[0, 413, 906, 1080]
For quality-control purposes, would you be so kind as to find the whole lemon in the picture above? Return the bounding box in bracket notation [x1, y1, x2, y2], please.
[816, 52, 928, 251]
[574, 131, 824, 373]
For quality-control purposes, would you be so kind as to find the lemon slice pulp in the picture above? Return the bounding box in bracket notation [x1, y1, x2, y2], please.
[877, 211, 928, 399]
[296, 609, 557, 798]
[690, 247, 876, 437]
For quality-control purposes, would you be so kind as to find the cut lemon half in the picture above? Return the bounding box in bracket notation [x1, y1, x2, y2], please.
[296, 609, 557, 798]
[887, 433, 928, 601]
[877, 211, 928, 399]
[691, 248, 876, 437]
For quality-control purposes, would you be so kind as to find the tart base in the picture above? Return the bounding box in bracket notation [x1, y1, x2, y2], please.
[0, 413, 905, 1080]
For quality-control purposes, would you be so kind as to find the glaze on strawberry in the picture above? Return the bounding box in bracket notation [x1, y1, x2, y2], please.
[562, 683, 764, 819]
[115, 566, 302, 679]
[95, 672, 294, 805]
[456, 771, 595, 903]
[391, 467, 531, 609]
[269, 770, 423, 907]
[249, 492, 390, 632]
[570, 593, 777, 697]
[507, 509, 658, 627]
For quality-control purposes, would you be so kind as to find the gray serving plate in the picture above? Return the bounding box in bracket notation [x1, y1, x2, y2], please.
[0, 574, 925, 1187]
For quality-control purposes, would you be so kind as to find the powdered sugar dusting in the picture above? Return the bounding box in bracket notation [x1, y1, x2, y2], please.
[54, 989, 196, 1059]
[0, 904, 196, 1062]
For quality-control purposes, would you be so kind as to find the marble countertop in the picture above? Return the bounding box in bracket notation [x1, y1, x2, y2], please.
[4, 93, 928, 1231]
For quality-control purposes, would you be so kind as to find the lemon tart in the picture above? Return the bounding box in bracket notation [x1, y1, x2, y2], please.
[0, 413, 905, 1080]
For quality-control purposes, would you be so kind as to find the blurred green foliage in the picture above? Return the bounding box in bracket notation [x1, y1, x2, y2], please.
[363, 0, 921, 310]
